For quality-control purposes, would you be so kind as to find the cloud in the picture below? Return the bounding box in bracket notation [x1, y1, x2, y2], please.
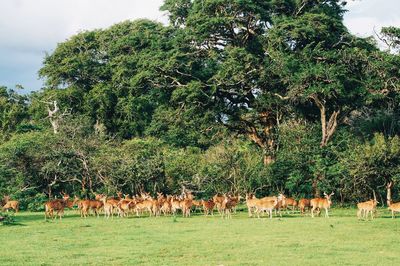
[0, 0, 165, 91]
[344, 0, 400, 37]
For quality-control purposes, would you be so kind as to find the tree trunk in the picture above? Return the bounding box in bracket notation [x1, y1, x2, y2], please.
[246, 114, 276, 166]
[387, 181, 393, 206]
[310, 95, 340, 147]
[312, 175, 323, 197]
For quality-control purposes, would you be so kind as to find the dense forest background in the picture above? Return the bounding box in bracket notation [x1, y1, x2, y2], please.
[1, 0, 400, 210]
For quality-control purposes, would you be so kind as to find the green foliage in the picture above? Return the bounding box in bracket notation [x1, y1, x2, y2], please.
[0, 1, 400, 204]
[0, 212, 15, 225]
[26, 193, 48, 212]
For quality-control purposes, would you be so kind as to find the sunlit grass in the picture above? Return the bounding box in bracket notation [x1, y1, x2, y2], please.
[1, 208, 399, 265]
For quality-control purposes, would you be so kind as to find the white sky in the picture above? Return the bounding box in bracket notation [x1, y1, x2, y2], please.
[0, 0, 399, 92]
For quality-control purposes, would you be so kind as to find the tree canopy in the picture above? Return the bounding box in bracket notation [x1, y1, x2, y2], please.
[0, 0, 399, 208]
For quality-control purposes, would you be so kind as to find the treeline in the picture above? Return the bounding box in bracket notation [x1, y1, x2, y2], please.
[1, 0, 400, 209]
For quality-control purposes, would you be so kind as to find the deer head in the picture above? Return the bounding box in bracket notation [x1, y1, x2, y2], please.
[323, 192, 334, 204]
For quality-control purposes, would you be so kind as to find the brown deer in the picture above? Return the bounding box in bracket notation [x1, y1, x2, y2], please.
[283, 197, 298, 213]
[2, 196, 19, 213]
[213, 194, 225, 215]
[181, 192, 193, 218]
[117, 199, 134, 217]
[245, 193, 259, 217]
[220, 195, 236, 219]
[357, 192, 379, 220]
[298, 199, 311, 215]
[254, 197, 280, 219]
[44, 193, 74, 220]
[386, 181, 400, 218]
[170, 196, 183, 215]
[388, 202, 400, 218]
[99, 195, 114, 219]
[135, 198, 153, 217]
[160, 195, 172, 215]
[201, 199, 215, 216]
[310, 192, 334, 218]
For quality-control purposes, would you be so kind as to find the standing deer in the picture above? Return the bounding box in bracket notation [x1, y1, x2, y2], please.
[357, 191, 379, 220]
[245, 193, 258, 217]
[388, 202, 400, 218]
[99, 195, 114, 219]
[386, 181, 400, 218]
[310, 192, 334, 218]
[254, 197, 280, 219]
[44, 193, 75, 220]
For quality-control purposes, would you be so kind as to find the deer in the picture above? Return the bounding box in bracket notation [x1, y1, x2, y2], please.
[254, 197, 280, 219]
[135, 197, 153, 217]
[388, 202, 400, 218]
[245, 193, 259, 217]
[181, 191, 193, 218]
[227, 194, 241, 213]
[201, 199, 215, 216]
[117, 199, 134, 217]
[386, 181, 400, 218]
[160, 195, 172, 215]
[220, 194, 236, 219]
[2, 196, 19, 213]
[99, 195, 114, 219]
[213, 194, 225, 215]
[357, 191, 379, 220]
[44, 193, 75, 220]
[310, 192, 334, 218]
[170, 195, 183, 215]
[298, 199, 311, 215]
[192, 200, 202, 213]
[283, 197, 298, 213]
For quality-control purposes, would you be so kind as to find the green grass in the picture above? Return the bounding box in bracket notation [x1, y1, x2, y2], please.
[1, 208, 400, 265]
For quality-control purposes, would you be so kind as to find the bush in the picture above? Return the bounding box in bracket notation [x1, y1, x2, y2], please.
[0, 212, 15, 225]
[26, 193, 47, 212]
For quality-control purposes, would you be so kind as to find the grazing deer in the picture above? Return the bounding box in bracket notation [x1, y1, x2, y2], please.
[44, 193, 73, 220]
[254, 197, 280, 219]
[298, 199, 311, 215]
[357, 192, 379, 220]
[192, 200, 202, 213]
[283, 198, 298, 213]
[99, 195, 114, 219]
[310, 192, 334, 218]
[201, 199, 215, 216]
[2, 196, 19, 213]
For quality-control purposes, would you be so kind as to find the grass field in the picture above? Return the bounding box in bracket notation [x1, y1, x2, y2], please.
[1, 208, 400, 266]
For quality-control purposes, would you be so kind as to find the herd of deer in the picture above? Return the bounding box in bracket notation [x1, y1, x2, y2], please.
[2, 191, 400, 220]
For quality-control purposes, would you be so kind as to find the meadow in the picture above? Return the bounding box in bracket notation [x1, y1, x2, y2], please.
[1, 208, 399, 266]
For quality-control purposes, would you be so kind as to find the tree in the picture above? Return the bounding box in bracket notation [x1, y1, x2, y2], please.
[0, 86, 29, 140]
